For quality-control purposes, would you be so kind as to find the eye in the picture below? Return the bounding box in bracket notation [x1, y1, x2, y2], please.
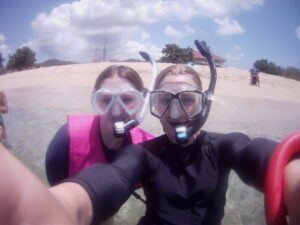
[99, 95, 112, 105]
[180, 95, 196, 106]
[120, 95, 135, 105]
[159, 95, 171, 106]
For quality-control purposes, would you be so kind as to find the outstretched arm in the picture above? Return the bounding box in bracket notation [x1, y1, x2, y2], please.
[0, 143, 93, 225]
[285, 158, 300, 225]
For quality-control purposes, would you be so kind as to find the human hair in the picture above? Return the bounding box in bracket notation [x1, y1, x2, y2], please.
[154, 65, 202, 90]
[94, 65, 145, 92]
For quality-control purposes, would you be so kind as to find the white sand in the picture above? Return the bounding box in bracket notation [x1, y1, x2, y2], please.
[1, 62, 300, 104]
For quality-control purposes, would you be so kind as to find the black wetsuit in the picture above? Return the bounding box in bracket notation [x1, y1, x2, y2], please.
[45, 123, 131, 185]
[66, 131, 277, 225]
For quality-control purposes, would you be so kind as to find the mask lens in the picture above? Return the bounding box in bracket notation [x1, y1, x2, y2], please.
[92, 90, 142, 115]
[119, 91, 141, 114]
[178, 91, 203, 118]
[150, 91, 172, 117]
[92, 92, 113, 115]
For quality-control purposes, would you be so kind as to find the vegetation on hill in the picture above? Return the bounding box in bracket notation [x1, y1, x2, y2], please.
[0, 53, 4, 69]
[160, 44, 193, 63]
[35, 58, 77, 67]
[254, 59, 300, 81]
[122, 58, 142, 62]
[6, 47, 36, 70]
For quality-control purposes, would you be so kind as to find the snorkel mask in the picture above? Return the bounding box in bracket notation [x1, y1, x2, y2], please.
[174, 40, 217, 144]
[91, 88, 143, 116]
[91, 52, 158, 137]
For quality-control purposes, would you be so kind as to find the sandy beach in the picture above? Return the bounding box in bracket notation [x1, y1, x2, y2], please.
[1, 62, 300, 225]
[1, 62, 300, 103]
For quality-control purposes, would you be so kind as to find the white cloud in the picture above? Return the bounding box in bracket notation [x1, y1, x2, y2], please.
[27, 0, 262, 62]
[0, 34, 10, 61]
[28, 0, 165, 62]
[164, 25, 184, 38]
[116, 41, 162, 61]
[141, 31, 150, 40]
[184, 26, 195, 35]
[0, 34, 6, 43]
[214, 17, 245, 35]
[226, 44, 245, 60]
[296, 26, 300, 39]
[192, 0, 264, 18]
[233, 44, 241, 51]
[164, 25, 195, 38]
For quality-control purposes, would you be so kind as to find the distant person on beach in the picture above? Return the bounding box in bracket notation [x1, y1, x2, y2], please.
[0, 91, 8, 143]
[45, 65, 153, 185]
[249, 67, 260, 86]
[0, 64, 299, 225]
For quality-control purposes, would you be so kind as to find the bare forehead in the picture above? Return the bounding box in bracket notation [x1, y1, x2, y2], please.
[158, 74, 199, 89]
[99, 76, 135, 89]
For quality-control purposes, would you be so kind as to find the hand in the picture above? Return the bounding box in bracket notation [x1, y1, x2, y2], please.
[285, 158, 300, 225]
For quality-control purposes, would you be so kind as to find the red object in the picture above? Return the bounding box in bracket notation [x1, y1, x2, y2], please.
[265, 132, 300, 225]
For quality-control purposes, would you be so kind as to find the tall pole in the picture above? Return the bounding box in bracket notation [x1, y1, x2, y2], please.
[103, 40, 107, 62]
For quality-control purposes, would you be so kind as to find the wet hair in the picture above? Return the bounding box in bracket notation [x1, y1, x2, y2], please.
[94, 65, 145, 92]
[154, 65, 202, 90]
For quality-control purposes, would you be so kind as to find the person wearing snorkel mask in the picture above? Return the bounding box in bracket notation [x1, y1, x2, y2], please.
[52, 64, 280, 225]
[0, 64, 300, 225]
[45, 65, 153, 185]
[150, 65, 204, 146]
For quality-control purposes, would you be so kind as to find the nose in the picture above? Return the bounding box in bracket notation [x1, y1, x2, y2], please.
[168, 99, 183, 120]
[111, 101, 124, 117]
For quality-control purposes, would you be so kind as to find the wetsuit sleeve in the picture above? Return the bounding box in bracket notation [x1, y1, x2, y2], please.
[218, 133, 278, 191]
[64, 144, 147, 224]
[45, 124, 69, 186]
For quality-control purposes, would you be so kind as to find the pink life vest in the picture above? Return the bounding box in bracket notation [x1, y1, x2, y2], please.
[68, 114, 154, 177]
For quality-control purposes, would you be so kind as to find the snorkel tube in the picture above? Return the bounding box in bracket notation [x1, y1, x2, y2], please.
[113, 51, 158, 137]
[175, 40, 217, 144]
[137, 51, 158, 123]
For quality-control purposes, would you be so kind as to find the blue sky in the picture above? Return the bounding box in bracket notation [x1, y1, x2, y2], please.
[0, 0, 299, 70]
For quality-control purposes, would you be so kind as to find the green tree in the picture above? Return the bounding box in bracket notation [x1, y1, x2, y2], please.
[253, 59, 300, 81]
[160, 44, 193, 63]
[284, 67, 300, 81]
[254, 59, 282, 75]
[0, 53, 4, 69]
[6, 47, 36, 70]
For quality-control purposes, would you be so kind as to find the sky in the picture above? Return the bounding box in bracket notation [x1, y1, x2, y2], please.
[0, 0, 299, 70]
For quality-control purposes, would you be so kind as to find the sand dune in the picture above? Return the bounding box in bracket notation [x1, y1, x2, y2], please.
[1, 62, 300, 103]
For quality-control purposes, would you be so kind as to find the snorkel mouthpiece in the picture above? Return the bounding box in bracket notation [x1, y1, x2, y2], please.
[113, 121, 125, 137]
[113, 119, 139, 137]
[174, 40, 217, 144]
[175, 126, 188, 144]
